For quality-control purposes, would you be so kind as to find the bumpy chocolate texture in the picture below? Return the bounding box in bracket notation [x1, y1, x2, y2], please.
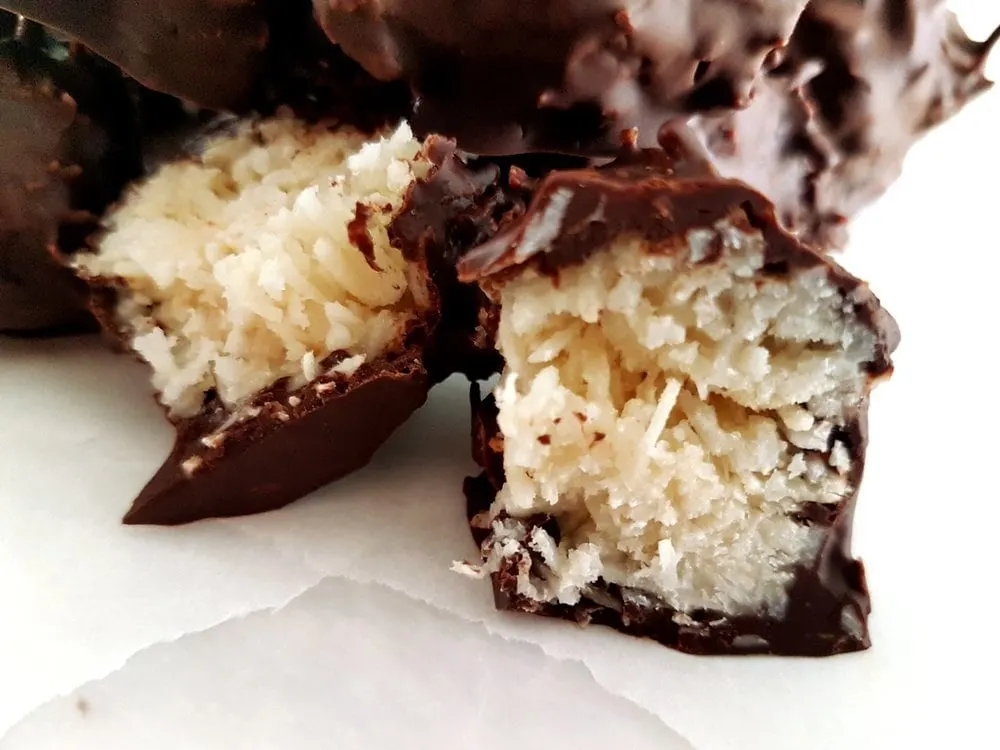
[80, 125, 525, 526]
[314, 0, 809, 155]
[457, 140, 898, 656]
[0, 15, 140, 333]
[692, 0, 999, 248]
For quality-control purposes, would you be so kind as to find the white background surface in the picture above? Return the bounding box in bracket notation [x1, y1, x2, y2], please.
[1, 4, 998, 748]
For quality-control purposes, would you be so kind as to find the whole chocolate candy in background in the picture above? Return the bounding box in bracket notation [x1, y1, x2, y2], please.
[2, 0, 411, 127]
[0, 14, 141, 334]
[255, 0, 410, 129]
[2, 0, 997, 255]
[314, 0, 810, 155]
[693, 0, 999, 249]
[2, 0, 269, 111]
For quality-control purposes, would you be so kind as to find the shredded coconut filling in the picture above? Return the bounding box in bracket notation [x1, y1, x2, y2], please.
[77, 115, 428, 417]
[486, 223, 877, 616]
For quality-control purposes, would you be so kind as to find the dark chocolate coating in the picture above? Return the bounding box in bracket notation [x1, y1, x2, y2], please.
[390, 139, 546, 381]
[3, 0, 269, 111]
[0, 17, 140, 333]
[2, 0, 410, 129]
[86, 136, 517, 525]
[692, 0, 999, 248]
[314, 0, 808, 155]
[253, 0, 410, 130]
[460, 144, 898, 656]
[124, 354, 430, 526]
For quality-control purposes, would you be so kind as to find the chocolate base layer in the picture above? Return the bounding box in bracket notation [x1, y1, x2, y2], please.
[0, 16, 141, 333]
[466, 387, 872, 657]
[125, 353, 429, 526]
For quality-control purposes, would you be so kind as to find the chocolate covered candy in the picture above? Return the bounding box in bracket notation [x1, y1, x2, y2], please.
[0, 14, 140, 333]
[2, 0, 410, 126]
[75, 115, 521, 524]
[314, 0, 809, 155]
[692, 0, 999, 248]
[3, 0, 269, 111]
[457, 139, 898, 656]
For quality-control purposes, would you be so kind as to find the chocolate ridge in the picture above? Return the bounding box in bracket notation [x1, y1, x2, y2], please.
[390, 137, 537, 381]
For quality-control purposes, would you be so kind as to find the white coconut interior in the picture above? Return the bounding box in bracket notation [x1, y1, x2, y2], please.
[76, 115, 429, 417]
[486, 222, 877, 616]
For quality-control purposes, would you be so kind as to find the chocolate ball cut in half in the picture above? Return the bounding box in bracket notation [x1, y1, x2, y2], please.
[74, 113, 515, 525]
[456, 137, 899, 656]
